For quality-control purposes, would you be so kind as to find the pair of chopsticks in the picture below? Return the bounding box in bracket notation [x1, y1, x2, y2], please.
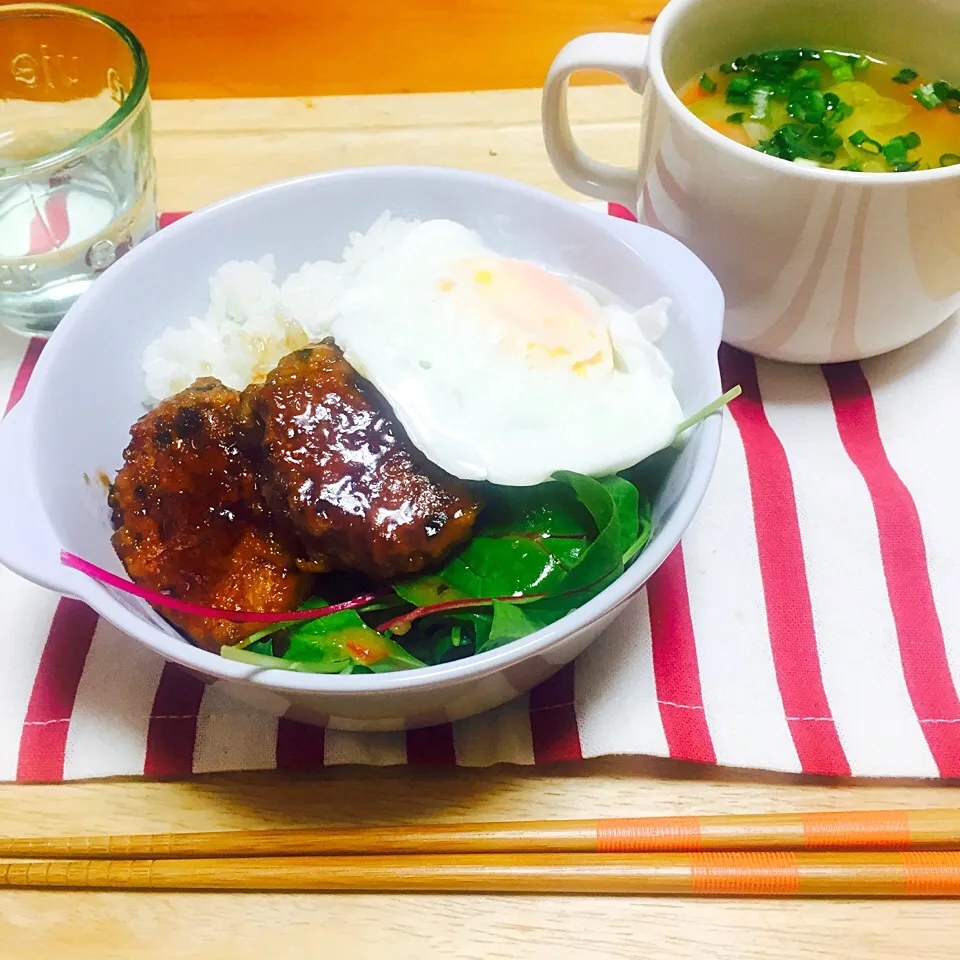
[2, 809, 960, 897]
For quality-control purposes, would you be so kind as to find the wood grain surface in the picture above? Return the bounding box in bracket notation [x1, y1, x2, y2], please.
[1, 87, 959, 957]
[86, 0, 662, 99]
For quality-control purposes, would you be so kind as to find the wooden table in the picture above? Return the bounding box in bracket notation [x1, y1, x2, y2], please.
[2, 87, 959, 959]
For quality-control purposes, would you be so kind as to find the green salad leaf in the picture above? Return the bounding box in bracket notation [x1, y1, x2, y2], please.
[225, 600, 425, 673]
[223, 465, 664, 672]
[483, 600, 542, 653]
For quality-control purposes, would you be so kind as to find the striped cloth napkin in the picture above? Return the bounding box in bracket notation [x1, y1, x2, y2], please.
[1, 206, 959, 783]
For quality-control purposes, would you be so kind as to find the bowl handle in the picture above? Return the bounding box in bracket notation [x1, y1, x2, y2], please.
[598, 212, 726, 350]
[0, 401, 76, 596]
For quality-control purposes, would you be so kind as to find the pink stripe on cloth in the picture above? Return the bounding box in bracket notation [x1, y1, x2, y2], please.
[721, 346, 850, 776]
[647, 546, 716, 765]
[608, 203, 637, 222]
[825, 363, 960, 777]
[158, 212, 190, 228]
[4, 338, 44, 417]
[16, 599, 98, 782]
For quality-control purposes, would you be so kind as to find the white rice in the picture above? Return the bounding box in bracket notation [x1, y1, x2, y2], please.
[141, 213, 420, 403]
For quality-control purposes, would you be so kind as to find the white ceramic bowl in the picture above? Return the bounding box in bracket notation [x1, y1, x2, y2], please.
[0, 166, 724, 731]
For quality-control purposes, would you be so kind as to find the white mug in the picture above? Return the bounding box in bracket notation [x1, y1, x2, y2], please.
[542, 0, 960, 364]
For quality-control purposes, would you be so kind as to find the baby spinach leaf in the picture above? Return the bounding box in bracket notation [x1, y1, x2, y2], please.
[551, 471, 623, 593]
[220, 646, 359, 674]
[552, 471, 616, 533]
[480, 600, 543, 653]
[623, 492, 654, 565]
[599, 475, 640, 556]
[480, 481, 596, 537]
[440, 536, 568, 599]
[393, 575, 467, 607]
[286, 607, 425, 671]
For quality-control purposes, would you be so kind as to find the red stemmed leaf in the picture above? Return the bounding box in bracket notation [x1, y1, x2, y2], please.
[60, 551, 378, 624]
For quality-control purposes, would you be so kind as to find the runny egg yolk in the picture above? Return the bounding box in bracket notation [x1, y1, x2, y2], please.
[441, 257, 613, 377]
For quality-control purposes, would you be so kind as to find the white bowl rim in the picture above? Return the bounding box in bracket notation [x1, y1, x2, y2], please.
[20, 164, 723, 696]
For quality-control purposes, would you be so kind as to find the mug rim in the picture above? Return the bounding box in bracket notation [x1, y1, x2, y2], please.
[646, 0, 960, 186]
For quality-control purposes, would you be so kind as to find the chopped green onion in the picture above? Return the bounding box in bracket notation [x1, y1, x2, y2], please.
[726, 76, 753, 104]
[882, 138, 909, 166]
[790, 66, 821, 89]
[821, 52, 846, 68]
[699, 73, 717, 93]
[893, 160, 921, 172]
[902, 131, 921, 150]
[932, 80, 954, 102]
[946, 100, 960, 114]
[832, 64, 855, 82]
[788, 89, 826, 123]
[820, 150, 837, 164]
[855, 56, 871, 71]
[849, 130, 883, 154]
[798, 48, 820, 61]
[840, 163, 863, 172]
[941, 154, 960, 167]
[719, 62, 736, 74]
[912, 83, 942, 109]
[773, 123, 808, 159]
[726, 112, 745, 124]
[807, 127, 842, 149]
[892, 67, 918, 84]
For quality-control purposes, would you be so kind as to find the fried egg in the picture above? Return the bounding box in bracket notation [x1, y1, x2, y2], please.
[306, 218, 684, 486]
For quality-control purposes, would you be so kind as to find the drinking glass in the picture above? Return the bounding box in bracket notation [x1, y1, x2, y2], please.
[0, 3, 156, 336]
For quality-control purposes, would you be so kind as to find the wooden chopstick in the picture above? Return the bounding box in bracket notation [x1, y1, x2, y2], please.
[3, 809, 959, 859]
[1, 851, 959, 896]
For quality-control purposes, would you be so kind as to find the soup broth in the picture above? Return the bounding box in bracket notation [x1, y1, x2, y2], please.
[679, 49, 960, 172]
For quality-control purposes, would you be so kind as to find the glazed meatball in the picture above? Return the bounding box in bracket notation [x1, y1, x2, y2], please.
[251, 342, 481, 580]
[110, 378, 312, 652]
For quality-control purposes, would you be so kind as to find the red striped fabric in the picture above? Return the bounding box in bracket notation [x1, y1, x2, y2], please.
[720, 345, 850, 776]
[824, 362, 960, 777]
[276, 718, 326, 770]
[407, 724, 457, 765]
[16, 600, 98, 782]
[142, 665, 206, 777]
[4, 337, 44, 417]
[158, 212, 190, 228]
[529, 663, 583, 764]
[1, 203, 959, 782]
[647, 546, 716, 765]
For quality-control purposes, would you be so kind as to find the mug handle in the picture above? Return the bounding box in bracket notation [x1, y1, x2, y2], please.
[542, 32, 650, 209]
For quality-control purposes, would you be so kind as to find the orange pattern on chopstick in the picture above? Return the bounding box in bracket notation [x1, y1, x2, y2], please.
[596, 817, 702, 852]
[801, 810, 912, 849]
[901, 851, 960, 896]
[689, 852, 801, 896]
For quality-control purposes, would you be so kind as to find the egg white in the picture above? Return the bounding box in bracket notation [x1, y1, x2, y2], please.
[290, 217, 683, 486]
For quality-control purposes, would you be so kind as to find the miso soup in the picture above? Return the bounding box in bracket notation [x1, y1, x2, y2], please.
[679, 48, 960, 172]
